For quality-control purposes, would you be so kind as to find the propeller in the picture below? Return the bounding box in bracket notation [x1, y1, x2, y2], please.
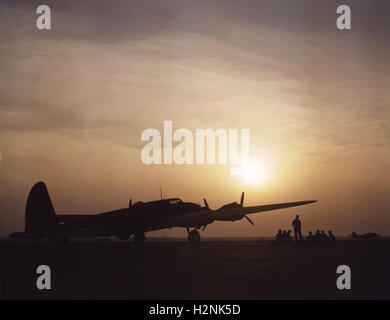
[203, 198, 209, 209]
[129, 199, 132, 207]
[200, 199, 210, 231]
[245, 215, 255, 225]
[240, 192, 254, 225]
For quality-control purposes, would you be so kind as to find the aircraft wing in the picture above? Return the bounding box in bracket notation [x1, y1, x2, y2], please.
[214, 200, 317, 221]
[170, 200, 316, 228]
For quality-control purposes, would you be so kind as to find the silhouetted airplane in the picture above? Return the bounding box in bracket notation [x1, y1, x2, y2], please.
[9, 182, 317, 243]
[350, 231, 380, 240]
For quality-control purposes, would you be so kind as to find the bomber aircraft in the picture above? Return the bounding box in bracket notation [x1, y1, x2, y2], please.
[9, 181, 317, 243]
[350, 231, 380, 240]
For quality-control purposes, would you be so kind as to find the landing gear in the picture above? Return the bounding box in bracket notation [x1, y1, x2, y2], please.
[187, 229, 201, 243]
[133, 232, 146, 244]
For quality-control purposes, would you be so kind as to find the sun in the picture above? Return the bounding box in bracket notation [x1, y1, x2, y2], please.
[240, 161, 268, 185]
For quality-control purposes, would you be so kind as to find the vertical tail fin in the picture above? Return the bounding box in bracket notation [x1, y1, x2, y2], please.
[25, 182, 58, 240]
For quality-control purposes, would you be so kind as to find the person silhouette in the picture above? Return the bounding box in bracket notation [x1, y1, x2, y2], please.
[287, 230, 293, 244]
[292, 215, 303, 241]
[306, 231, 314, 244]
[328, 230, 335, 241]
[282, 230, 288, 244]
[276, 229, 282, 243]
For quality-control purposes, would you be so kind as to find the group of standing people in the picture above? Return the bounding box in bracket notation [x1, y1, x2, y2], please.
[275, 215, 336, 245]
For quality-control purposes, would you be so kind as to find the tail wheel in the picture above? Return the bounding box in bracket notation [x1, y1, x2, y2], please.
[187, 230, 201, 243]
[133, 232, 146, 244]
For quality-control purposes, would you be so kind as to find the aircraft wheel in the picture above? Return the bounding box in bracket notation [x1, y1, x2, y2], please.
[187, 230, 201, 243]
[133, 232, 146, 244]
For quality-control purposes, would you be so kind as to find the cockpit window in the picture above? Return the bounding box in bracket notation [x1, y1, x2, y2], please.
[170, 199, 182, 205]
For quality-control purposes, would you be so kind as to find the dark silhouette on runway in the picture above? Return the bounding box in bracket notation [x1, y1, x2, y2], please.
[8, 181, 316, 243]
[275, 224, 337, 245]
[350, 231, 380, 240]
[305, 230, 336, 244]
[292, 215, 303, 241]
[328, 230, 335, 241]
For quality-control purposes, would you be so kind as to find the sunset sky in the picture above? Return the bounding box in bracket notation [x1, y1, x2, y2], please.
[0, 0, 389, 237]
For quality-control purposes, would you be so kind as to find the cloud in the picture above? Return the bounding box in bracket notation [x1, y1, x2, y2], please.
[0, 0, 389, 236]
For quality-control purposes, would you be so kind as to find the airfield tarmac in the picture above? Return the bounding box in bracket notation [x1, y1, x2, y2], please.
[1, 238, 389, 299]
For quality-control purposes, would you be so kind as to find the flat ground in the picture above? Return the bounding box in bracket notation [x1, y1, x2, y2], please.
[1, 239, 389, 299]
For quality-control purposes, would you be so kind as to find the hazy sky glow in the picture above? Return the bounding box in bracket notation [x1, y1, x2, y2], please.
[0, 0, 389, 237]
